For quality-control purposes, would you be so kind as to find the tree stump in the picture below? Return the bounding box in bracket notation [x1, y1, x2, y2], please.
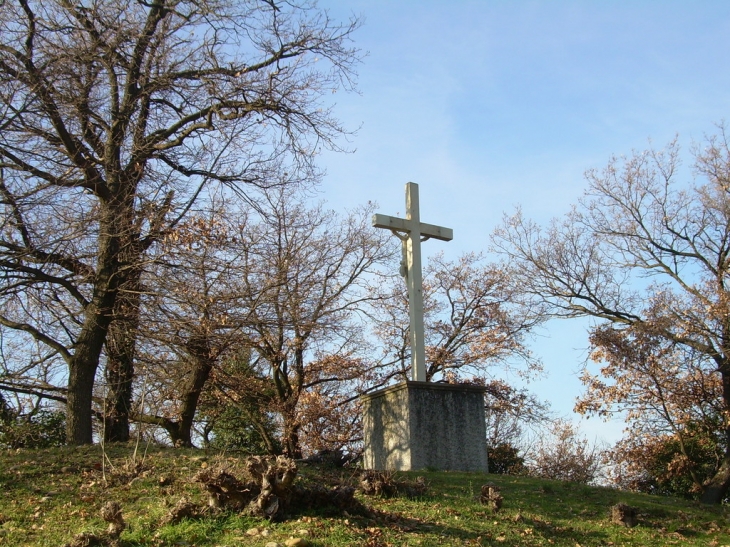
[480, 483, 503, 513]
[64, 501, 126, 547]
[360, 470, 397, 497]
[611, 503, 638, 528]
[245, 455, 298, 519]
[100, 501, 125, 537]
[161, 497, 199, 525]
[194, 469, 254, 510]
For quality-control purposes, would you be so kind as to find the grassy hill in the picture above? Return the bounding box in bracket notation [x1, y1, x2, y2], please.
[1, 444, 729, 546]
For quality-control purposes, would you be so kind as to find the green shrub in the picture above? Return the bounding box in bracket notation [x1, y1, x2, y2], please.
[612, 425, 724, 499]
[206, 404, 280, 454]
[0, 409, 66, 449]
[488, 442, 526, 474]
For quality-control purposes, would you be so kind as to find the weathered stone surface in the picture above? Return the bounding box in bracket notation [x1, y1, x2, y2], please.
[284, 538, 311, 547]
[362, 381, 488, 472]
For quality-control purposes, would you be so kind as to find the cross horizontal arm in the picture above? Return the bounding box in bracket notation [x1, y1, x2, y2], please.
[372, 213, 453, 242]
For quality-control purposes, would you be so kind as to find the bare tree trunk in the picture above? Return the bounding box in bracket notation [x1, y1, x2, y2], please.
[169, 336, 216, 447]
[282, 404, 302, 459]
[701, 449, 730, 504]
[65, 204, 125, 444]
[129, 334, 218, 447]
[253, 417, 281, 455]
[66, 360, 99, 445]
[103, 332, 135, 442]
[67, 304, 115, 444]
[701, 364, 730, 504]
[284, 428, 302, 459]
[104, 274, 141, 443]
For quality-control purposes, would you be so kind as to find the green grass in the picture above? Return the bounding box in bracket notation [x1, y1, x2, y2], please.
[1, 444, 729, 546]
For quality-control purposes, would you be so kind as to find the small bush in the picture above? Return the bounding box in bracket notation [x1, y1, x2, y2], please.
[488, 442, 526, 474]
[0, 409, 66, 449]
[608, 426, 723, 499]
[526, 420, 604, 484]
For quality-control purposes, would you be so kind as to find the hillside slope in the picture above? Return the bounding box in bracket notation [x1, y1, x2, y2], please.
[1, 445, 728, 546]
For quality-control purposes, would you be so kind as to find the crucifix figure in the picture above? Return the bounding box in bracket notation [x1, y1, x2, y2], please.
[373, 182, 453, 382]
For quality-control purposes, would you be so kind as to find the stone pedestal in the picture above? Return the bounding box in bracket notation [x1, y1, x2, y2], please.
[361, 381, 488, 472]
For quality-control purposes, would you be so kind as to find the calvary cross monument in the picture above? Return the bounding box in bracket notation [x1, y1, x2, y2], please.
[362, 182, 489, 472]
[372, 182, 453, 382]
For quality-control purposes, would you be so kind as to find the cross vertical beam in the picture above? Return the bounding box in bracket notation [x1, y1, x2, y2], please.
[373, 182, 453, 382]
[405, 183, 426, 382]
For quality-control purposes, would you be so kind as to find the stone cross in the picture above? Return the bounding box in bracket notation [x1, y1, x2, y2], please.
[373, 182, 453, 382]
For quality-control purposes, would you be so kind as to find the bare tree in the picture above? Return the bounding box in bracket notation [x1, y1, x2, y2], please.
[493, 128, 730, 503]
[129, 206, 246, 446]
[102, 191, 391, 452]
[0, 0, 361, 444]
[230, 190, 395, 457]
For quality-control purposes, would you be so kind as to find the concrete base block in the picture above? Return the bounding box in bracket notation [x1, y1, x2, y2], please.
[361, 381, 488, 472]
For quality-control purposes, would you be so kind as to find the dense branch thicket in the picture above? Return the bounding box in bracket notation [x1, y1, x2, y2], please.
[0, 0, 361, 444]
[225, 191, 395, 457]
[369, 252, 544, 388]
[127, 192, 395, 454]
[580, 324, 725, 497]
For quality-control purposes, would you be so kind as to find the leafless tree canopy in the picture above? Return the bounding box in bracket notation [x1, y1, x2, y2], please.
[0, 0, 361, 443]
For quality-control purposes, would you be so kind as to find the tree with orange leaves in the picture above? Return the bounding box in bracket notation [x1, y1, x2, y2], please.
[578, 323, 724, 496]
[494, 127, 730, 503]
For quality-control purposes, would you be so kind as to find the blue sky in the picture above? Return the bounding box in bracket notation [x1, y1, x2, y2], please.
[314, 0, 730, 443]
